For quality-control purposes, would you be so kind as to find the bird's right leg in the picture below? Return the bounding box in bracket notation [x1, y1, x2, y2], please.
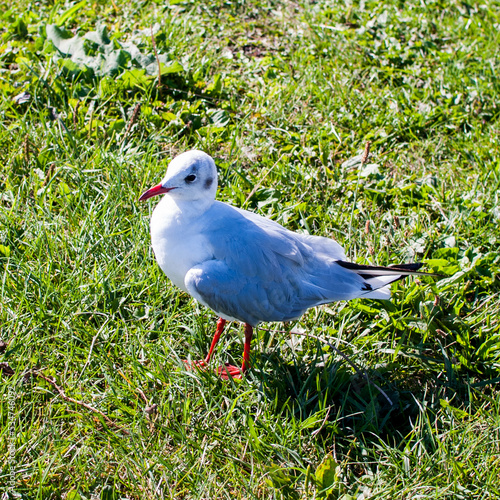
[217, 323, 253, 380]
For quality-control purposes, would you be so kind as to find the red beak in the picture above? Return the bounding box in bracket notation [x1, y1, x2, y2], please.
[139, 183, 175, 201]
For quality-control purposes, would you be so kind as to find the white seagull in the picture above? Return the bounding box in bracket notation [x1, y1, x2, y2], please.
[140, 150, 429, 379]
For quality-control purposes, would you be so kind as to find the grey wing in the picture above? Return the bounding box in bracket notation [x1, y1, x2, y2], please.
[184, 206, 317, 324]
[184, 202, 377, 324]
[184, 260, 306, 326]
[234, 206, 347, 263]
[201, 202, 345, 279]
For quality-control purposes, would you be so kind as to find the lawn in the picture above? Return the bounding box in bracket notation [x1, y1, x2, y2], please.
[1, 0, 499, 498]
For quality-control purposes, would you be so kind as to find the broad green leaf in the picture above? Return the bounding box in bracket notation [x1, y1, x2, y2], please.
[206, 73, 222, 94]
[107, 119, 125, 134]
[208, 108, 230, 127]
[46, 24, 81, 56]
[315, 454, 339, 498]
[161, 111, 177, 121]
[66, 490, 84, 500]
[159, 60, 184, 75]
[0, 245, 11, 257]
[119, 69, 151, 89]
[56, 0, 87, 27]
[440, 399, 470, 419]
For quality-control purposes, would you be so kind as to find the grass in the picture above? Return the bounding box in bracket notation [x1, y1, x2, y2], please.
[1, 0, 500, 498]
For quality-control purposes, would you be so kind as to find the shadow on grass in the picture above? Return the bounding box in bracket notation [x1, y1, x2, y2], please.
[254, 347, 470, 447]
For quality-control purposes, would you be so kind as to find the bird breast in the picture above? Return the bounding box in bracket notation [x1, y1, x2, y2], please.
[150, 197, 213, 292]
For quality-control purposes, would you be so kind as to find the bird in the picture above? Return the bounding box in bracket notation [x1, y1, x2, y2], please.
[139, 150, 429, 379]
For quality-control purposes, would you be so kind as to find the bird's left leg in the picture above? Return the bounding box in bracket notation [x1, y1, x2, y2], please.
[185, 317, 226, 370]
[204, 317, 227, 364]
[218, 323, 253, 380]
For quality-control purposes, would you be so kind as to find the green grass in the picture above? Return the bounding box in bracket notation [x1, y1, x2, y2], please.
[1, 0, 500, 498]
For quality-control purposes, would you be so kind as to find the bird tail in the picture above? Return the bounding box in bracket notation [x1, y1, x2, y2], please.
[336, 261, 435, 300]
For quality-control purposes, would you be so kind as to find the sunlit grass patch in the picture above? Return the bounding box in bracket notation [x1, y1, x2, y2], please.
[1, 0, 499, 497]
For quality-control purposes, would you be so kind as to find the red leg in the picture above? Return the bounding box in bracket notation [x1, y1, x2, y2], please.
[184, 317, 226, 370]
[204, 317, 226, 364]
[218, 323, 253, 380]
[241, 323, 253, 372]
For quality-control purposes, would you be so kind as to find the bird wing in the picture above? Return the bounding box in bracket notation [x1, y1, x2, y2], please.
[183, 202, 311, 324]
[184, 202, 370, 325]
[184, 202, 428, 325]
[185, 259, 306, 326]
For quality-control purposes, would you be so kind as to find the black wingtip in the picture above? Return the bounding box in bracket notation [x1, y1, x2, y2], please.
[387, 262, 444, 278]
[336, 260, 439, 277]
[387, 262, 423, 272]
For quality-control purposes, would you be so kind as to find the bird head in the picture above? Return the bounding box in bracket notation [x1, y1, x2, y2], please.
[139, 150, 218, 202]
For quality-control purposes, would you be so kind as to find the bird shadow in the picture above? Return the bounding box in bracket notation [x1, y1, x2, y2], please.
[252, 346, 465, 447]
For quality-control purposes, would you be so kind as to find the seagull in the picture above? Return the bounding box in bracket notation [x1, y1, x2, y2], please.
[140, 150, 429, 379]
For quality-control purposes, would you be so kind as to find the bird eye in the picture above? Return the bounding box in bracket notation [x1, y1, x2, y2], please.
[185, 174, 196, 183]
